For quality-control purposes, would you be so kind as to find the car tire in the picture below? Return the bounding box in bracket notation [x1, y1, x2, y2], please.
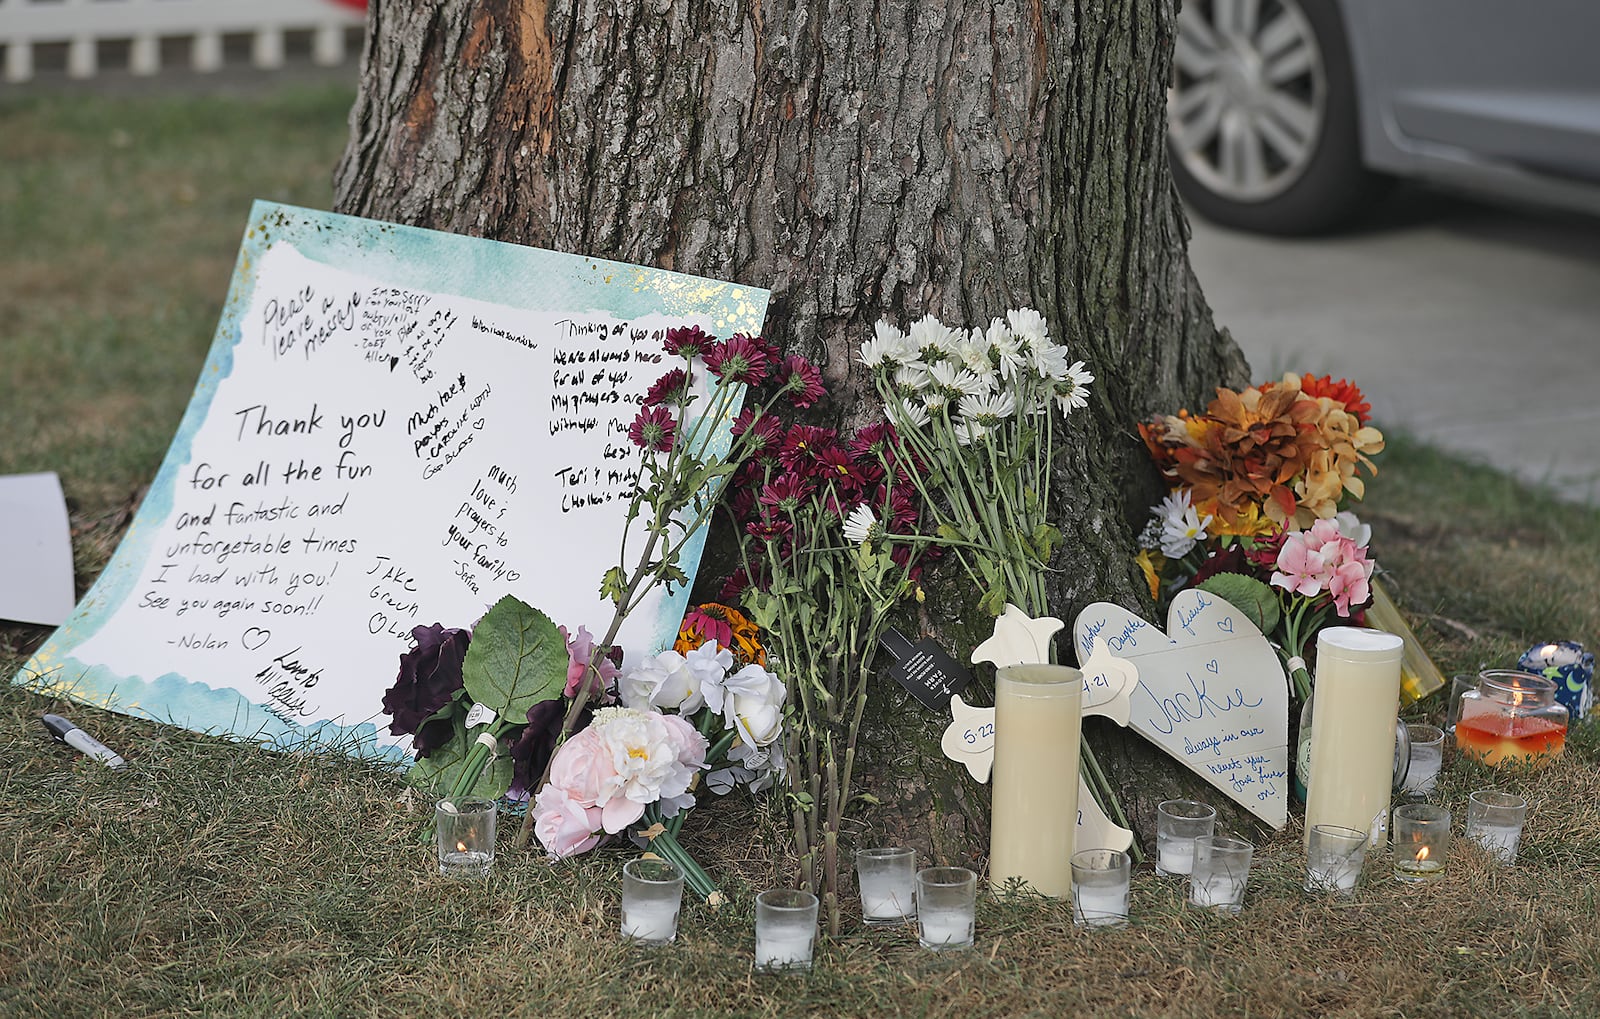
[1167, 0, 1389, 235]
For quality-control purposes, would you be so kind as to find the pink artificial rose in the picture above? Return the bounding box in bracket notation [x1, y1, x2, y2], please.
[659, 712, 710, 772]
[532, 784, 603, 859]
[548, 726, 620, 808]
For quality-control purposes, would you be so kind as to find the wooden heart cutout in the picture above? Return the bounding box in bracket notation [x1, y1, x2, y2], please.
[947, 603, 1137, 853]
[1072, 589, 1289, 829]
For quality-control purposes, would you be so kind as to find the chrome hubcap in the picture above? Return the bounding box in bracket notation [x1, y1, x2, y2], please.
[1168, 0, 1327, 202]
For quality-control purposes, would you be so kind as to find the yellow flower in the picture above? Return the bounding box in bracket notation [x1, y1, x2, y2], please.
[1135, 549, 1164, 600]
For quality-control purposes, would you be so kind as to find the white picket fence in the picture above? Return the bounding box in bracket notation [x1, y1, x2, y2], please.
[0, 0, 366, 83]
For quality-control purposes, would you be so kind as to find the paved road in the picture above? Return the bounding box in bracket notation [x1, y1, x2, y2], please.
[1186, 191, 1600, 507]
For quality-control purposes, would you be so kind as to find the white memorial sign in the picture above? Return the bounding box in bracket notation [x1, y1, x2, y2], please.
[14, 202, 769, 759]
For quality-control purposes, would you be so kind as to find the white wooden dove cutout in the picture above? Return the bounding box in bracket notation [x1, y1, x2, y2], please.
[1072, 588, 1290, 829]
[942, 602, 1138, 853]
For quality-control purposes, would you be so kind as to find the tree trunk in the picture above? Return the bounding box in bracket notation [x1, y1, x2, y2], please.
[335, 0, 1253, 860]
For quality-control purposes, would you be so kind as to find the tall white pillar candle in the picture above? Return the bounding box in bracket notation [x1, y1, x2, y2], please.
[989, 664, 1083, 896]
[1304, 627, 1404, 849]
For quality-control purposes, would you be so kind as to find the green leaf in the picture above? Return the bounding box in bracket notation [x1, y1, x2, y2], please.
[978, 586, 1008, 618]
[1198, 572, 1281, 635]
[598, 566, 628, 605]
[461, 594, 570, 718]
[407, 717, 514, 800]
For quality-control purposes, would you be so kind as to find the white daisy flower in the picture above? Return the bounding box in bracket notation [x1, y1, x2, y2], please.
[1031, 341, 1073, 381]
[986, 319, 1027, 381]
[922, 390, 950, 413]
[1006, 307, 1050, 346]
[1053, 361, 1094, 413]
[895, 399, 931, 429]
[908, 314, 962, 358]
[928, 360, 988, 396]
[953, 418, 992, 446]
[842, 504, 879, 545]
[1156, 491, 1213, 558]
[957, 391, 1016, 425]
[859, 321, 905, 368]
[893, 363, 932, 392]
[955, 331, 999, 383]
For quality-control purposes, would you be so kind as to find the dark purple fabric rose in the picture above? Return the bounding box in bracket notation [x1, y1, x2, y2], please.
[381, 623, 470, 757]
[508, 699, 593, 800]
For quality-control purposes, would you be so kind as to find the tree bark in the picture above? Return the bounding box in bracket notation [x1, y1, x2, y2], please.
[335, 0, 1253, 859]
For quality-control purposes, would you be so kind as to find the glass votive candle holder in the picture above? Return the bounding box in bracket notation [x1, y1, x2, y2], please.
[620, 858, 684, 945]
[915, 867, 977, 950]
[1393, 803, 1451, 883]
[1446, 673, 1478, 735]
[1401, 723, 1445, 796]
[1188, 835, 1253, 913]
[435, 797, 496, 879]
[755, 888, 819, 971]
[1305, 823, 1367, 896]
[1070, 849, 1130, 927]
[856, 846, 917, 925]
[1156, 799, 1217, 876]
[1466, 789, 1529, 865]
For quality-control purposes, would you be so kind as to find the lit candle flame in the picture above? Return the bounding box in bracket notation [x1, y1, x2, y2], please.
[457, 840, 468, 853]
[1415, 846, 1429, 863]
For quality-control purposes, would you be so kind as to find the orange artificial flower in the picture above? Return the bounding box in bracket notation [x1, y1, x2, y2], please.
[675, 602, 766, 668]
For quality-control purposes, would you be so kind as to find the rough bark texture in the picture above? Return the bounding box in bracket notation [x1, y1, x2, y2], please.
[335, 0, 1255, 860]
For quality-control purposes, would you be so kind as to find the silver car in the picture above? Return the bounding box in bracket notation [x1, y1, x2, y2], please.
[1167, 0, 1600, 233]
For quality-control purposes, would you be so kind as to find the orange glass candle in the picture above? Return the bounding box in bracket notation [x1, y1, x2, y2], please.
[1455, 670, 1567, 768]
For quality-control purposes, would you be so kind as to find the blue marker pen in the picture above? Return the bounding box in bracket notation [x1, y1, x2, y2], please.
[41, 714, 126, 769]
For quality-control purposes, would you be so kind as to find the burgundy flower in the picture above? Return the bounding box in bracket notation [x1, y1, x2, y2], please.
[381, 623, 470, 757]
[849, 421, 897, 463]
[777, 355, 826, 409]
[703, 334, 771, 386]
[779, 424, 838, 475]
[746, 516, 794, 543]
[815, 446, 869, 493]
[628, 405, 678, 453]
[663, 325, 713, 359]
[507, 698, 594, 801]
[732, 408, 785, 461]
[758, 474, 815, 515]
[642, 368, 692, 408]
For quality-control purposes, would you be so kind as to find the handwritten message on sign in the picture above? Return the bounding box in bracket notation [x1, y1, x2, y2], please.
[1073, 589, 1290, 828]
[16, 202, 768, 757]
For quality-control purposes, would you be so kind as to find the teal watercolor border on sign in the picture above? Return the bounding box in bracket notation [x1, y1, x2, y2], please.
[15, 201, 770, 760]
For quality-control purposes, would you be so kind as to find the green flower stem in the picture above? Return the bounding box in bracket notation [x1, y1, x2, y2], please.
[446, 718, 514, 805]
[643, 804, 719, 903]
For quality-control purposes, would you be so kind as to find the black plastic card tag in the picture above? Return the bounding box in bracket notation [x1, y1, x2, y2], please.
[880, 628, 973, 713]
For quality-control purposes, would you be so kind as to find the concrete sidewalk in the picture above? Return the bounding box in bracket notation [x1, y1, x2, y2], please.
[1186, 195, 1600, 507]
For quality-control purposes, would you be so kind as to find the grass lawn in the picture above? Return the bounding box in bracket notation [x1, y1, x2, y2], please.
[3, 85, 1600, 1018]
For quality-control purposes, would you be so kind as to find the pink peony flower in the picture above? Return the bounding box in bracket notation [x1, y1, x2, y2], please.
[532, 784, 604, 859]
[548, 726, 620, 809]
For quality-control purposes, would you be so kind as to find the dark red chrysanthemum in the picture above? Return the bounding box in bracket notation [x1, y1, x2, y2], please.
[745, 516, 794, 542]
[849, 421, 897, 463]
[758, 473, 815, 515]
[663, 325, 713, 359]
[779, 424, 838, 474]
[815, 446, 869, 494]
[702, 334, 771, 386]
[642, 368, 692, 408]
[732, 408, 785, 460]
[628, 405, 678, 453]
[777, 355, 826, 409]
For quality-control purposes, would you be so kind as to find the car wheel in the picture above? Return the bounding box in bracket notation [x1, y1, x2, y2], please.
[1167, 0, 1387, 234]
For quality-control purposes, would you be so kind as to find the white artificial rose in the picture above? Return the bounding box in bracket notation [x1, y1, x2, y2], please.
[618, 651, 701, 713]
